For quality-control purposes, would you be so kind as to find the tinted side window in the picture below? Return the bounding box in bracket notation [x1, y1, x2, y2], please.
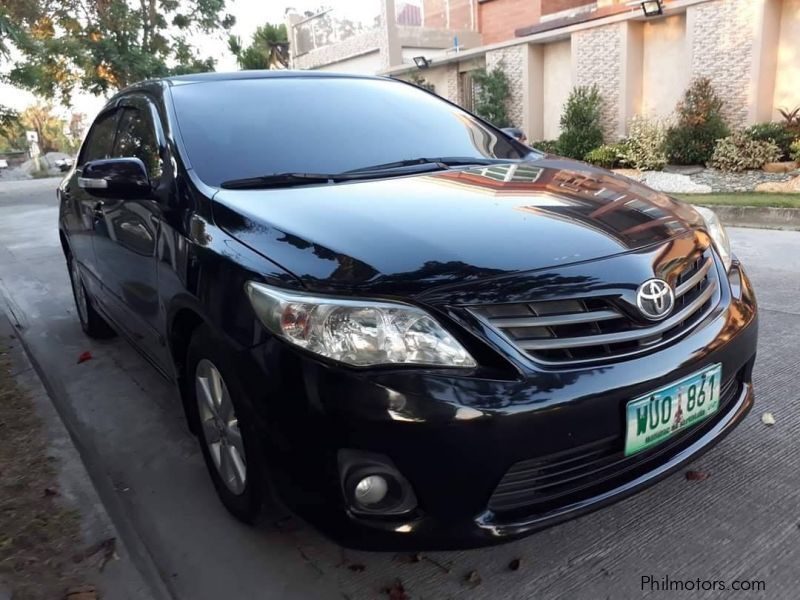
[80, 111, 118, 164]
[113, 107, 162, 180]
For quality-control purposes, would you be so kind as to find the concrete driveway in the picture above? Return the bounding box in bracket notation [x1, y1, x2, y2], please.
[1, 178, 798, 599]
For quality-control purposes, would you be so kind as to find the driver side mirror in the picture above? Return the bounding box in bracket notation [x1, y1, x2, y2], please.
[78, 158, 150, 199]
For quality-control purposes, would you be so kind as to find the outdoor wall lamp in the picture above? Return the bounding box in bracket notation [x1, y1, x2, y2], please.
[628, 0, 663, 17]
[413, 56, 431, 69]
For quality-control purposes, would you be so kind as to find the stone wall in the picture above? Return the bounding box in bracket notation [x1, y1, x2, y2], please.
[689, 0, 758, 128]
[293, 29, 384, 70]
[573, 23, 622, 140]
[485, 45, 526, 128]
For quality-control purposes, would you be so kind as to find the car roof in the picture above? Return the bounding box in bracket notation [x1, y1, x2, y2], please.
[163, 70, 385, 85]
[101, 70, 391, 113]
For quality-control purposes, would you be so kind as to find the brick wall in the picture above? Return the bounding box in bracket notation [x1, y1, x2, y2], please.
[689, 0, 757, 128]
[422, 0, 474, 29]
[541, 0, 595, 16]
[479, 0, 540, 44]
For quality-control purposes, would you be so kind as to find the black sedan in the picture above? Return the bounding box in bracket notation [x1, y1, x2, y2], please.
[58, 71, 757, 550]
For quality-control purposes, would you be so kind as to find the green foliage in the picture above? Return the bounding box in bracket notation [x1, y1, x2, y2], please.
[584, 144, 624, 169]
[778, 106, 800, 135]
[471, 65, 511, 128]
[620, 116, 668, 171]
[557, 85, 604, 160]
[709, 131, 782, 172]
[790, 139, 800, 163]
[664, 78, 729, 165]
[1, 0, 235, 103]
[532, 139, 560, 154]
[408, 72, 435, 93]
[744, 122, 796, 160]
[0, 104, 82, 154]
[228, 23, 288, 70]
[0, 106, 24, 152]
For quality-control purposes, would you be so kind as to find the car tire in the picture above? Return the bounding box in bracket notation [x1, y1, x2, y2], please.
[67, 253, 116, 339]
[186, 324, 270, 524]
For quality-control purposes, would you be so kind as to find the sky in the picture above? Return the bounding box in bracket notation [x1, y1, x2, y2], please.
[0, 0, 327, 120]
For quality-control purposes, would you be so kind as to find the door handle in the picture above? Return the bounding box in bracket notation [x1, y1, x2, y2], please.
[92, 201, 105, 217]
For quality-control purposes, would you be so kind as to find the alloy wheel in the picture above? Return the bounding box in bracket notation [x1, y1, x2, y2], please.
[195, 358, 247, 495]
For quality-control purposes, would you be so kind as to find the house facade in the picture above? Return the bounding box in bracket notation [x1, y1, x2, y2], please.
[287, 0, 800, 142]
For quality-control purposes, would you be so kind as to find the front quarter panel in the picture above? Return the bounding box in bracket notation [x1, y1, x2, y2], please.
[156, 180, 301, 366]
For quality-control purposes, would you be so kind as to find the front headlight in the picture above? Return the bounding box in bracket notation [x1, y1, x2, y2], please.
[694, 206, 732, 271]
[245, 282, 476, 368]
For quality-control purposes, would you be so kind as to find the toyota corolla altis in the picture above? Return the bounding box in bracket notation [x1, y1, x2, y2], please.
[58, 72, 757, 550]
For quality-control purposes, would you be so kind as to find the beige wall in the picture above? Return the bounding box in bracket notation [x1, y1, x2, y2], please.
[773, 0, 800, 118]
[542, 40, 572, 139]
[315, 51, 382, 74]
[641, 15, 688, 120]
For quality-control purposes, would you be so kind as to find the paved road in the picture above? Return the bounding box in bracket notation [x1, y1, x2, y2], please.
[1, 178, 798, 599]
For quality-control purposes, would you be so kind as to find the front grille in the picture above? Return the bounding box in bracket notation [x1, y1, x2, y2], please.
[468, 248, 719, 365]
[488, 371, 742, 515]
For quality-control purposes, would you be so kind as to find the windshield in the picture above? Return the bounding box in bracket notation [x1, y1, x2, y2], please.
[170, 76, 533, 187]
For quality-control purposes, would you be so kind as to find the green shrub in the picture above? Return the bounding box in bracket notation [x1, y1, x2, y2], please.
[709, 131, 782, 172]
[557, 85, 604, 160]
[745, 122, 795, 160]
[532, 139, 560, 154]
[664, 78, 729, 165]
[584, 144, 624, 169]
[472, 65, 511, 127]
[791, 139, 800, 163]
[620, 115, 668, 171]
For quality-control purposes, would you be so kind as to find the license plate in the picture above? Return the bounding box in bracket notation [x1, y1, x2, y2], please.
[624, 364, 722, 457]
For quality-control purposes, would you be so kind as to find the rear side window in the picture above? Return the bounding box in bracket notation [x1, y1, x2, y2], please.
[80, 111, 118, 164]
[113, 108, 163, 180]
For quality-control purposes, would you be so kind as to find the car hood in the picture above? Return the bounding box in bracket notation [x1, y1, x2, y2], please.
[212, 159, 704, 297]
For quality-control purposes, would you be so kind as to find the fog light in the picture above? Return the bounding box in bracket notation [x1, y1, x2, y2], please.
[354, 475, 389, 506]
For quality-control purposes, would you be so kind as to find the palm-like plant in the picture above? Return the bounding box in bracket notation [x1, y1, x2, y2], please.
[228, 23, 289, 70]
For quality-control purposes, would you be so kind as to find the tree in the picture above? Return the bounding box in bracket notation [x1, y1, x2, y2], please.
[18, 104, 73, 154]
[471, 65, 511, 128]
[1, 0, 236, 103]
[557, 85, 604, 160]
[228, 23, 289, 70]
[664, 77, 729, 165]
[0, 106, 25, 153]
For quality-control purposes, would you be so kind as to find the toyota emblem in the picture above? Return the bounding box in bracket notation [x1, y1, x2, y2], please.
[636, 278, 674, 320]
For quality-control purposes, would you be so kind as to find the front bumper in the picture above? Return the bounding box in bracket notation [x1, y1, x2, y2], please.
[241, 262, 757, 550]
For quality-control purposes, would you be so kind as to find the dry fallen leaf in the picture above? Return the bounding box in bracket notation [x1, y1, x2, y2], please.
[685, 470, 710, 481]
[465, 569, 482, 586]
[64, 585, 97, 600]
[77, 351, 92, 364]
[44, 487, 59, 497]
[347, 563, 366, 572]
[761, 412, 776, 426]
[384, 579, 408, 600]
[508, 558, 522, 571]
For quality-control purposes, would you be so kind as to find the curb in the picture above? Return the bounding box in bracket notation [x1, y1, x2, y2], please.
[696, 204, 800, 231]
[0, 315, 172, 600]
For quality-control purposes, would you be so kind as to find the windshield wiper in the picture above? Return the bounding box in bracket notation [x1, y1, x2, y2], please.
[221, 172, 347, 189]
[220, 157, 509, 189]
[343, 156, 504, 174]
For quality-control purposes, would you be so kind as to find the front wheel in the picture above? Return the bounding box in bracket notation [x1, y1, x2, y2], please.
[67, 253, 116, 339]
[187, 325, 269, 524]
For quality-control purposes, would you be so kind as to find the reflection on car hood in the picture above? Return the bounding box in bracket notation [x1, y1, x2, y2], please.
[212, 159, 704, 297]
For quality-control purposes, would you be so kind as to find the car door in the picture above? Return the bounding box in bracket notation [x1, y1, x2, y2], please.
[91, 96, 170, 370]
[63, 108, 121, 299]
